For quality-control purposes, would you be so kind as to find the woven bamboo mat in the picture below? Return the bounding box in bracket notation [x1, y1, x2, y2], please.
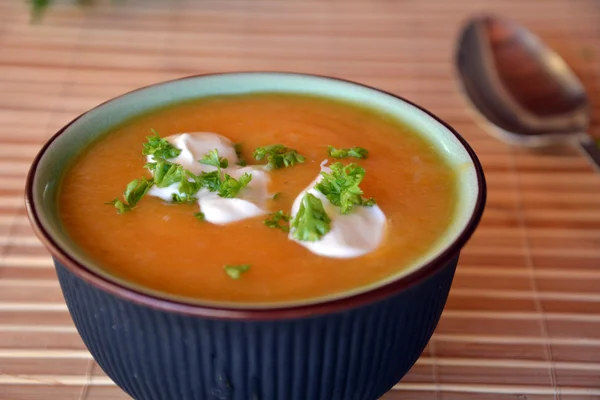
[1, 0, 600, 399]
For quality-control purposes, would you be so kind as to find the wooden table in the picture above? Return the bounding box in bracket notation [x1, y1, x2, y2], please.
[1, 0, 599, 399]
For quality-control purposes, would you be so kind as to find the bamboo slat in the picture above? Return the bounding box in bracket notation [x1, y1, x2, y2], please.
[1, 0, 600, 399]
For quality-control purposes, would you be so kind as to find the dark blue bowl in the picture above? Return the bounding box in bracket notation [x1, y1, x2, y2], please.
[26, 73, 486, 400]
[55, 255, 458, 400]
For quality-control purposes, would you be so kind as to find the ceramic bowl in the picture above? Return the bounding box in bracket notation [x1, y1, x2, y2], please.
[25, 72, 486, 400]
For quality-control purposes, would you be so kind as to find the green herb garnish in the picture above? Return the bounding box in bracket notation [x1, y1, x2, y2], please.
[142, 129, 182, 160]
[327, 146, 369, 159]
[224, 264, 251, 280]
[105, 177, 154, 214]
[199, 149, 228, 169]
[145, 160, 203, 202]
[107, 141, 254, 216]
[192, 170, 219, 192]
[194, 212, 205, 221]
[290, 193, 331, 241]
[233, 143, 247, 166]
[253, 144, 305, 170]
[176, 172, 204, 202]
[146, 159, 185, 188]
[194, 149, 253, 198]
[272, 192, 282, 200]
[218, 173, 253, 198]
[315, 162, 375, 214]
[171, 193, 192, 203]
[264, 210, 291, 232]
[189, 169, 253, 199]
[171, 190, 196, 204]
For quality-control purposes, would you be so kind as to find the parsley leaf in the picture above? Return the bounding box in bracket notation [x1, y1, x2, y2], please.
[195, 170, 222, 192]
[272, 192, 282, 200]
[264, 210, 291, 232]
[224, 264, 251, 280]
[315, 162, 376, 214]
[199, 149, 228, 169]
[188, 150, 252, 198]
[171, 190, 198, 204]
[122, 177, 154, 207]
[327, 146, 369, 159]
[170, 193, 189, 203]
[253, 144, 306, 170]
[142, 129, 182, 160]
[146, 159, 185, 188]
[174, 171, 204, 202]
[233, 143, 247, 166]
[105, 177, 154, 214]
[105, 199, 131, 214]
[219, 172, 253, 198]
[195, 149, 252, 198]
[291, 193, 331, 241]
[146, 159, 202, 202]
[194, 212, 205, 221]
[188, 167, 252, 199]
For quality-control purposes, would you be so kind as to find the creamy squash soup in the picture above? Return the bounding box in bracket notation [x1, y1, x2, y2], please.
[58, 93, 457, 304]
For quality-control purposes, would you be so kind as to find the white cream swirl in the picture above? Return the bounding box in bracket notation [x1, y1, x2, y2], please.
[289, 162, 387, 258]
[145, 134, 386, 257]
[146, 132, 270, 224]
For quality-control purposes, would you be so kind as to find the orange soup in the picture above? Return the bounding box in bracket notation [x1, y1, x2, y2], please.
[58, 93, 457, 304]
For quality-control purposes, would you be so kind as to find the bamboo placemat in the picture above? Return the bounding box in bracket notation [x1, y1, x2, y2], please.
[1, 0, 600, 399]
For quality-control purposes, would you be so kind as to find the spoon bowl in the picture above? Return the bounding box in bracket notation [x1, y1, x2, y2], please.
[455, 15, 600, 170]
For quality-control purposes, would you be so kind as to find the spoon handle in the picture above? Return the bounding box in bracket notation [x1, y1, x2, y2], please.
[577, 136, 600, 173]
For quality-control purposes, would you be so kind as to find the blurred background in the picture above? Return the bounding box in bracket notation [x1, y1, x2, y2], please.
[1, 0, 600, 399]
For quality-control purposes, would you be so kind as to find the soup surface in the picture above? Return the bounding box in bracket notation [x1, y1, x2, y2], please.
[59, 93, 457, 305]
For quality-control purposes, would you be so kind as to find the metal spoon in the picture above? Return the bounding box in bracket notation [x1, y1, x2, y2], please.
[455, 14, 600, 171]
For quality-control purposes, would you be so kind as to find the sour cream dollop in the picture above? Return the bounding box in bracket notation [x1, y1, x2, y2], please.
[197, 166, 271, 224]
[289, 163, 387, 258]
[146, 132, 238, 175]
[146, 132, 270, 224]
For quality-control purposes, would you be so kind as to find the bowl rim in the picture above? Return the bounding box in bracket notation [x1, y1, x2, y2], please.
[25, 71, 487, 321]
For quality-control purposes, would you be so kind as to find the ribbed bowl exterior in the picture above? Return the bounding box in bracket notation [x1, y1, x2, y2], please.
[55, 255, 458, 400]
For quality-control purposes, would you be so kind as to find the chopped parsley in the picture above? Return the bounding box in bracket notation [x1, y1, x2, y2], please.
[199, 149, 228, 169]
[233, 143, 247, 166]
[264, 210, 291, 232]
[218, 172, 253, 198]
[145, 160, 199, 203]
[224, 264, 251, 280]
[194, 170, 220, 192]
[177, 172, 204, 201]
[196, 149, 253, 198]
[327, 146, 369, 159]
[171, 192, 195, 204]
[272, 192, 282, 200]
[315, 162, 375, 214]
[253, 144, 305, 170]
[105, 177, 154, 214]
[146, 159, 184, 188]
[194, 212, 205, 221]
[142, 129, 181, 160]
[145, 149, 252, 200]
[291, 193, 331, 242]
[107, 138, 294, 218]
